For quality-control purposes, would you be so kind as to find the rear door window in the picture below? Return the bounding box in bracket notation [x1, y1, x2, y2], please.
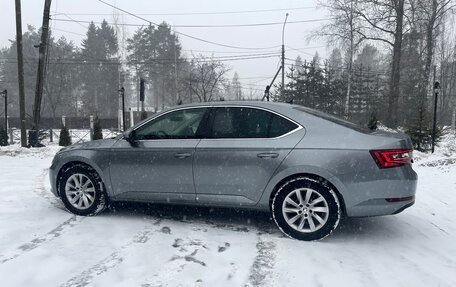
[209, 107, 299, 138]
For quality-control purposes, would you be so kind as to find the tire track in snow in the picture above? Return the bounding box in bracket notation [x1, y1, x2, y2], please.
[140, 236, 209, 287]
[0, 215, 82, 264]
[0, 169, 83, 264]
[60, 220, 161, 287]
[244, 235, 277, 287]
[33, 168, 65, 210]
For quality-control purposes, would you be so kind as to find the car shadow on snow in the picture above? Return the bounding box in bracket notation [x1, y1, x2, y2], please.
[327, 215, 412, 243]
[104, 202, 410, 242]
[106, 201, 282, 236]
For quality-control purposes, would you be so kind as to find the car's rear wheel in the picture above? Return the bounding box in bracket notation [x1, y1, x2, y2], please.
[272, 177, 341, 241]
[58, 164, 107, 216]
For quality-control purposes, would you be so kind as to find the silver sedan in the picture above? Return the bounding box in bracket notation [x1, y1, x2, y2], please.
[49, 101, 417, 240]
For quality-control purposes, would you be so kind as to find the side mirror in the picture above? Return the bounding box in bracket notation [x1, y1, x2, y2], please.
[124, 130, 138, 146]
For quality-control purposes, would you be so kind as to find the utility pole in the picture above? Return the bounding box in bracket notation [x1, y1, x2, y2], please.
[431, 81, 440, 153]
[281, 13, 289, 97]
[140, 78, 146, 119]
[15, 0, 27, 147]
[262, 66, 282, 101]
[1, 90, 6, 131]
[31, 0, 52, 146]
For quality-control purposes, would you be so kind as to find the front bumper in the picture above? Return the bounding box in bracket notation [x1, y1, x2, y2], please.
[49, 156, 59, 197]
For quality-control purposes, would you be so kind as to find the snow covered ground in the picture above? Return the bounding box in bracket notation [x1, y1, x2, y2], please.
[0, 133, 455, 287]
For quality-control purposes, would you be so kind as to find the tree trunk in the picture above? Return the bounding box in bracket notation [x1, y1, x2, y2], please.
[344, 0, 355, 120]
[387, 0, 405, 128]
[422, 0, 438, 100]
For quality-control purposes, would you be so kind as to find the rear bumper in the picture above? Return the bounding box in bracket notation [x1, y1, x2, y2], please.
[347, 198, 415, 217]
[336, 165, 418, 217]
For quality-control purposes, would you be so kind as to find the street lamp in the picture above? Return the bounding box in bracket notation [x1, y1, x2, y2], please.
[0, 90, 7, 131]
[431, 81, 440, 153]
[281, 13, 289, 97]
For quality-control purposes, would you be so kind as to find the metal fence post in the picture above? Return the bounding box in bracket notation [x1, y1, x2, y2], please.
[130, 108, 134, 128]
[89, 115, 94, 141]
[9, 127, 13, 145]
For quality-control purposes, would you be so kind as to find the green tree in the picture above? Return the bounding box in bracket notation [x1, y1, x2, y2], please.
[43, 36, 80, 120]
[406, 103, 441, 152]
[127, 23, 183, 108]
[0, 26, 40, 117]
[80, 21, 119, 118]
[277, 54, 329, 111]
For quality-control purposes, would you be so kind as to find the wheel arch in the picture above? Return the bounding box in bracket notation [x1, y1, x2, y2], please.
[56, 159, 106, 197]
[268, 173, 347, 216]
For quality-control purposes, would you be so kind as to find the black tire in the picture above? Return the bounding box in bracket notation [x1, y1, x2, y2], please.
[58, 164, 107, 216]
[272, 177, 341, 241]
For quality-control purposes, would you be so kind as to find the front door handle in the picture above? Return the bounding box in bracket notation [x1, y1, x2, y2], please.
[257, 152, 279, 159]
[174, 152, 192, 159]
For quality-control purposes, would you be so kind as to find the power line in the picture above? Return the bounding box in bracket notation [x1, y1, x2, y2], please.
[283, 58, 390, 76]
[286, 45, 321, 56]
[53, 27, 86, 37]
[51, 18, 331, 28]
[53, 6, 318, 17]
[95, 0, 283, 50]
[0, 54, 280, 65]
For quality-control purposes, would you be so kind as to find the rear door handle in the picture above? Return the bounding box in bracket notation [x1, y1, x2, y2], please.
[174, 152, 192, 159]
[257, 152, 279, 159]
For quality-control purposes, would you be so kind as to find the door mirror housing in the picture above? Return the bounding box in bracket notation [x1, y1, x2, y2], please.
[124, 130, 138, 146]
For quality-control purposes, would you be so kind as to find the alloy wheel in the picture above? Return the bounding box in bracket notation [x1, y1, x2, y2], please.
[282, 188, 329, 233]
[65, 173, 96, 210]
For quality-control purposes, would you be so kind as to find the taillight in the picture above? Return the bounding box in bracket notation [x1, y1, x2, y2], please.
[370, 149, 413, 168]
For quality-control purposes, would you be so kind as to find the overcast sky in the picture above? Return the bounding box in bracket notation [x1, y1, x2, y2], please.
[1, 0, 330, 94]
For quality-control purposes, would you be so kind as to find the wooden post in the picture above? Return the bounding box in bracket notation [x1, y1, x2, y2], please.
[129, 108, 134, 128]
[32, 0, 52, 132]
[15, 0, 27, 147]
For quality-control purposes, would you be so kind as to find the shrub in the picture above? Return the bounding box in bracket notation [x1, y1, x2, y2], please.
[93, 116, 103, 140]
[59, 125, 72, 146]
[0, 127, 8, 146]
[367, 112, 378, 130]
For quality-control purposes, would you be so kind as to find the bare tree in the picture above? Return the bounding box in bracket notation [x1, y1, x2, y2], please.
[416, 0, 455, 97]
[345, 0, 407, 127]
[315, 0, 364, 119]
[185, 55, 229, 102]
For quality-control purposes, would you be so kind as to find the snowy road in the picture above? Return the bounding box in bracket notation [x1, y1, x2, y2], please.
[0, 145, 455, 287]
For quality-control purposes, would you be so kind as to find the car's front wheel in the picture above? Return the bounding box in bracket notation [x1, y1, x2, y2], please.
[58, 164, 107, 216]
[272, 177, 341, 241]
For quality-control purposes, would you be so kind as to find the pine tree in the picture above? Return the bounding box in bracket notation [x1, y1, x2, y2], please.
[93, 116, 103, 140]
[367, 112, 378, 130]
[405, 103, 441, 152]
[0, 127, 8, 146]
[80, 21, 119, 118]
[141, 111, 148, 121]
[59, 125, 72, 146]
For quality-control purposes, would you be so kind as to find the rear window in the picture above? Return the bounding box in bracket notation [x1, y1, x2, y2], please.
[293, 106, 372, 134]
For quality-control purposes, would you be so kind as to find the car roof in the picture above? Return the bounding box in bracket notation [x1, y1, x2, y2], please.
[173, 100, 299, 112]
